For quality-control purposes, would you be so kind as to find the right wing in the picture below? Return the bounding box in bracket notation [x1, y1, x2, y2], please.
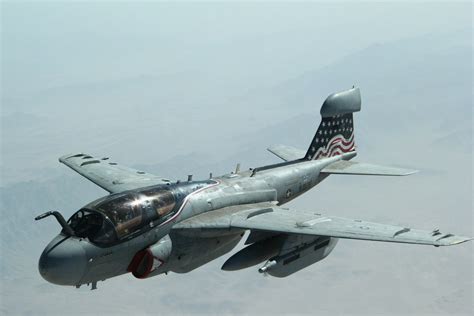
[59, 153, 171, 193]
[173, 203, 471, 247]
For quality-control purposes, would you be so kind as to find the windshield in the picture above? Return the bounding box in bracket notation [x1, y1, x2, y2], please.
[68, 209, 117, 245]
[94, 187, 176, 239]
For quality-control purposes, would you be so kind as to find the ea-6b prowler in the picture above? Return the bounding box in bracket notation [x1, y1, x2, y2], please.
[36, 88, 471, 290]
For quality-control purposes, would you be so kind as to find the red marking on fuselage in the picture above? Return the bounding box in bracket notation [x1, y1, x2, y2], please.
[160, 179, 221, 227]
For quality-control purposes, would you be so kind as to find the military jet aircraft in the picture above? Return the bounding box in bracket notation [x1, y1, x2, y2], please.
[36, 87, 471, 290]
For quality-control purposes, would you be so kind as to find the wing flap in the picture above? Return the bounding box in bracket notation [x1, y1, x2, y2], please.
[321, 160, 417, 176]
[59, 153, 171, 193]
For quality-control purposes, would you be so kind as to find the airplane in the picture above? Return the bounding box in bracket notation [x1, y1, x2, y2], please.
[35, 87, 471, 290]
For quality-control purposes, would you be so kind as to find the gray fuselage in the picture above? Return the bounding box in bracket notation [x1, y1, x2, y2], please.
[39, 156, 341, 286]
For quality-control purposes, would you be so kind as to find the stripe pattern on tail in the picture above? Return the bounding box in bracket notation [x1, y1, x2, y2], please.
[306, 113, 355, 160]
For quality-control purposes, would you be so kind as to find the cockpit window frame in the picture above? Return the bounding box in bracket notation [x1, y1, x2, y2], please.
[69, 187, 179, 247]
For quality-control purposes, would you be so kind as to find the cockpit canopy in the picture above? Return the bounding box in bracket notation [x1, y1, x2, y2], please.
[68, 186, 177, 246]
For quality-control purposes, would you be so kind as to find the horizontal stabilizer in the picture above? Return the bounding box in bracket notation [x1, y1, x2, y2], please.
[321, 160, 417, 176]
[267, 145, 305, 161]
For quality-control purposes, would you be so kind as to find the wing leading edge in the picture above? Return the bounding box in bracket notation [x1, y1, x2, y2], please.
[173, 203, 471, 247]
[59, 153, 171, 193]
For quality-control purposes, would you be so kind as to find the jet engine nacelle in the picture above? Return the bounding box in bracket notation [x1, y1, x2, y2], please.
[259, 236, 338, 277]
[128, 235, 172, 279]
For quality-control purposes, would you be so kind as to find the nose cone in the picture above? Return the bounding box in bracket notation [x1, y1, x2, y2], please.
[39, 235, 87, 285]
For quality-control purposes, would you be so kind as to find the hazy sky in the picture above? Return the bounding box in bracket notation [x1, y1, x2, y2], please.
[0, 2, 472, 315]
[2, 2, 471, 96]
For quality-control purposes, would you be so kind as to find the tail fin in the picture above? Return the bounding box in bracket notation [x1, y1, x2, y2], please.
[305, 87, 361, 160]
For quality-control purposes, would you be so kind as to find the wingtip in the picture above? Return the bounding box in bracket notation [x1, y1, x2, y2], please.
[438, 236, 473, 246]
[449, 236, 473, 245]
[401, 169, 419, 176]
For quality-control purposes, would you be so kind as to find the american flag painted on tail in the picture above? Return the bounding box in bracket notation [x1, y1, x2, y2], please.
[305, 112, 355, 160]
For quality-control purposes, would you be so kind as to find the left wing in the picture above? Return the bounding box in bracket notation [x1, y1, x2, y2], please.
[59, 153, 171, 193]
[173, 203, 471, 247]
